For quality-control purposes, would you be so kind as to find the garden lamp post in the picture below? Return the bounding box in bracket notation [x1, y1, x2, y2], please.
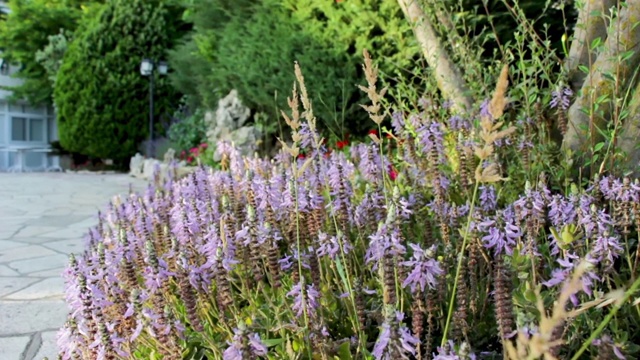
[140, 58, 168, 158]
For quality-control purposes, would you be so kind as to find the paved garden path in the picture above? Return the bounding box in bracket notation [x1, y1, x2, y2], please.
[0, 173, 147, 360]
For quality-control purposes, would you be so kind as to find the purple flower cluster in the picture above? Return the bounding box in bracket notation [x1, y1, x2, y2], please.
[223, 328, 268, 360]
[57, 87, 640, 360]
[372, 311, 420, 360]
[549, 86, 573, 110]
[287, 281, 320, 318]
[401, 244, 443, 293]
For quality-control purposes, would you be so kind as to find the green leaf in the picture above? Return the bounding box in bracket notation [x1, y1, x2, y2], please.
[335, 341, 353, 360]
[335, 257, 350, 295]
[524, 288, 537, 303]
[620, 50, 635, 61]
[263, 338, 286, 348]
[292, 339, 302, 352]
[594, 142, 605, 152]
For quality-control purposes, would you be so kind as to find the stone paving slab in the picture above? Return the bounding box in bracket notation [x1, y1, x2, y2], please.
[34, 331, 57, 360]
[0, 245, 58, 264]
[8, 254, 69, 275]
[0, 278, 41, 298]
[0, 241, 24, 252]
[0, 300, 67, 336]
[0, 173, 147, 359]
[5, 278, 65, 300]
[0, 336, 31, 359]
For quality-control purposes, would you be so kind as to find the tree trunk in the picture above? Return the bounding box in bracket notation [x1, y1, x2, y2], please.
[618, 81, 640, 175]
[564, 0, 640, 172]
[399, 0, 640, 173]
[564, 0, 616, 93]
[397, 0, 473, 114]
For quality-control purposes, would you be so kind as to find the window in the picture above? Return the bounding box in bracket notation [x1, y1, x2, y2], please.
[11, 117, 46, 142]
[30, 118, 44, 141]
[0, 59, 8, 75]
[11, 117, 26, 141]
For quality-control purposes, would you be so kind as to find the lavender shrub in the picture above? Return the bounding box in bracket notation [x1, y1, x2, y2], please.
[57, 56, 640, 360]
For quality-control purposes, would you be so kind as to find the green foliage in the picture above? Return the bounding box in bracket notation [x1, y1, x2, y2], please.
[54, 0, 184, 162]
[169, 0, 419, 137]
[0, 0, 92, 104]
[36, 29, 73, 88]
[167, 107, 207, 153]
[281, 0, 418, 79]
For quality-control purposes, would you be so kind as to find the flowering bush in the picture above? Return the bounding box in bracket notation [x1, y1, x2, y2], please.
[179, 143, 209, 166]
[57, 54, 640, 359]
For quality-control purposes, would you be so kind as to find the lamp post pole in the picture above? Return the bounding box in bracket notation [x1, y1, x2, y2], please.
[140, 58, 168, 159]
[148, 71, 154, 158]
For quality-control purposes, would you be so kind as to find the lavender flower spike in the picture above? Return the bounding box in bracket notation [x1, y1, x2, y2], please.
[550, 86, 573, 110]
[401, 244, 443, 293]
[223, 327, 268, 360]
[372, 311, 419, 360]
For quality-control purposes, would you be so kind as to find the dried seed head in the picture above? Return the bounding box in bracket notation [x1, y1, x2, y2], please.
[488, 64, 509, 121]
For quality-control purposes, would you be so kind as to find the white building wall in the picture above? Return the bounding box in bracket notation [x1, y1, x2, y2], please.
[0, 63, 58, 171]
[0, 1, 59, 171]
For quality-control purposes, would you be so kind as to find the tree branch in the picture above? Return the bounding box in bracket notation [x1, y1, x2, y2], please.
[397, 0, 473, 114]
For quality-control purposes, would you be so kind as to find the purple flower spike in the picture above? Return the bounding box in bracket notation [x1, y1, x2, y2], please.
[372, 311, 419, 360]
[286, 281, 320, 318]
[550, 86, 573, 110]
[223, 328, 268, 360]
[401, 244, 443, 293]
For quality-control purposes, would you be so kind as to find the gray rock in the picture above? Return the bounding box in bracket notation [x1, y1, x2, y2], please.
[229, 126, 259, 155]
[163, 148, 176, 164]
[129, 153, 145, 178]
[206, 90, 261, 161]
[142, 159, 161, 180]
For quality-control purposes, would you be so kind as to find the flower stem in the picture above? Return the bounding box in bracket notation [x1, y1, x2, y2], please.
[441, 179, 479, 346]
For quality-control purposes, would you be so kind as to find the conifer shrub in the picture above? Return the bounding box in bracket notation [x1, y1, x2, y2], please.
[54, 0, 182, 163]
[57, 54, 640, 359]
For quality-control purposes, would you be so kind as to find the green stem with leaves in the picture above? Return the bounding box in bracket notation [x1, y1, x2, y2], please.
[571, 274, 640, 360]
[441, 177, 480, 346]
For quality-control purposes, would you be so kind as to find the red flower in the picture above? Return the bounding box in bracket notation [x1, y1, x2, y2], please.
[368, 129, 379, 136]
[187, 156, 194, 163]
[200, 143, 208, 149]
[336, 140, 349, 150]
[388, 165, 398, 181]
[297, 153, 306, 160]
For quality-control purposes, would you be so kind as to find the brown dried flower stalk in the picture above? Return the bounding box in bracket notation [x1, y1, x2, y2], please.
[494, 255, 515, 344]
[178, 252, 203, 332]
[264, 222, 281, 289]
[452, 255, 469, 342]
[425, 290, 437, 360]
[359, 49, 388, 125]
[412, 290, 425, 359]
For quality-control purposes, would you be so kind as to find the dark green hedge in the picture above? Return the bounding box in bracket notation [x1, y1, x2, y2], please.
[54, 0, 182, 162]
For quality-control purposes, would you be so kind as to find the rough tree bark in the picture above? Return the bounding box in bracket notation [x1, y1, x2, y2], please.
[564, 0, 616, 93]
[563, 0, 640, 173]
[397, 0, 473, 114]
[399, 0, 640, 174]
